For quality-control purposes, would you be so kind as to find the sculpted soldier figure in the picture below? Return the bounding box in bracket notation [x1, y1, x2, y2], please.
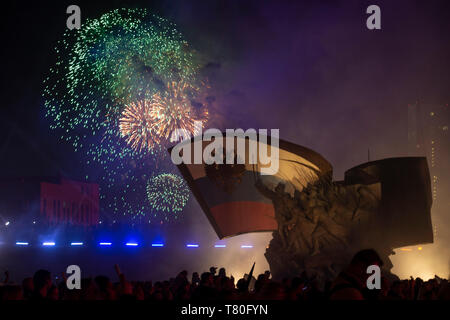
[255, 174, 383, 283]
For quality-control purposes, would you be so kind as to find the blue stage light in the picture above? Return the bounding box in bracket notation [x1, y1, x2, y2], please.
[214, 244, 226, 248]
[186, 244, 199, 248]
[241, 245, 253, 248]
[43, 242, 55, 246]
[16, 242, 29, 246]
[151, 243, 164, 247]
[125, 242, 138, 246]
[71, 242, 83, 246]
[99, 242, 112, 246]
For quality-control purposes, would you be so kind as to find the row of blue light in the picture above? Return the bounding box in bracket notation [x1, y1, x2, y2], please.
[14, 241, 253, 248]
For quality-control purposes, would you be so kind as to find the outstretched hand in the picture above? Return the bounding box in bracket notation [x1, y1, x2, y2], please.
[114, 264, 133, 295]
[114, 264, 122, 276]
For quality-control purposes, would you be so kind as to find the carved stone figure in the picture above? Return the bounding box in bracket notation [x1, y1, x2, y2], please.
[256, 174, 395, 285]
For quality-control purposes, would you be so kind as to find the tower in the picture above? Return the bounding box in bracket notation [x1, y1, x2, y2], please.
[408, 102, 449, 242]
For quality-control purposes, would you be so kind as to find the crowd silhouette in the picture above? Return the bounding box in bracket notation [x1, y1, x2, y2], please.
[1, 249, 449, 300]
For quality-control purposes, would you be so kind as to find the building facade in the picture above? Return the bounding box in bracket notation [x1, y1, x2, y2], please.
[407, 102, 449, 241]
[0, 176, 99, 226]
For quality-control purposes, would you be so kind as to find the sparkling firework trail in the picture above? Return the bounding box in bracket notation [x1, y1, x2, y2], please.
[150, 81, 209, 141]
[146, 173, 190, 220]
[43, 8, 202, 221]
[119, 100, 160, 152]
[118, 81, 209, 153]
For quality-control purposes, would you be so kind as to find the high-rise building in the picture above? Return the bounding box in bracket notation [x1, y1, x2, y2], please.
[408, 102, 449, 241]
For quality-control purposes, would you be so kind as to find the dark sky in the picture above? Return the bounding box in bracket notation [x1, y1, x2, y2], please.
[1, 0, 449, 181]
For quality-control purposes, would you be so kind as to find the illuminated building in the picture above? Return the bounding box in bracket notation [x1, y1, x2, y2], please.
[408, 102, 449, 241]
[0, 175, 99, 226]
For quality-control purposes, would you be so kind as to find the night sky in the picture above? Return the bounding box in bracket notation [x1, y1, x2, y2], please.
[1, 0, 449, 179]
[0, 0, 449, 280]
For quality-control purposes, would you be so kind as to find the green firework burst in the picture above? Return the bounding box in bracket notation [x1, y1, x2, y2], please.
[146, 173, 190, 220]
[42, 8, 198, 220]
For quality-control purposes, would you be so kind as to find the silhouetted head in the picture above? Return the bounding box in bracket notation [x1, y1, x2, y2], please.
[350, 249, 383, 269]
[201, 272, 213, 286]
[192, 272, 200, 283]
[33, 269, 51, 293]
[347, 249, 384, 283]
[94, 275, 112, 292]
[236, 278, 247, 292]
[22, 277, 34, 293]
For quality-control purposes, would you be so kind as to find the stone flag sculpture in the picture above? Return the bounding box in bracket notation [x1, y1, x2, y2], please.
[169, 132, 332, 238]
[170, 133, 433, 280]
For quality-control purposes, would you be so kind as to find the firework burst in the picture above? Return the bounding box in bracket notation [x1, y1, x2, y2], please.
[119, 100, 160, 152]
[150, 81, 209, 141]
[146, 173, 190, 220]
[43, 8, 201, 221]
[43, 8, 199, 161]
[118, 81, 209, 153]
